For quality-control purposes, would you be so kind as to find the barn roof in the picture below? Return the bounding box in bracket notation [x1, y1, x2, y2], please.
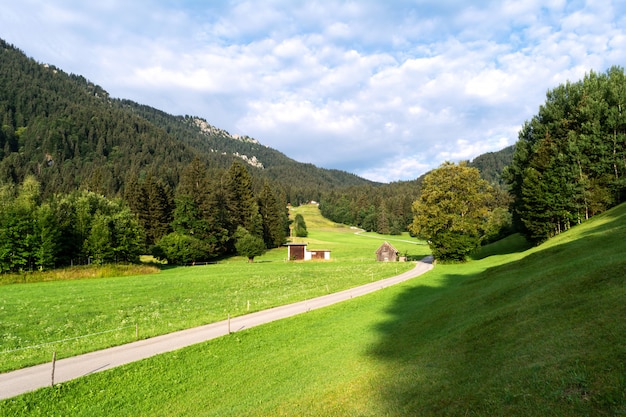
[375, 241, 399, 254]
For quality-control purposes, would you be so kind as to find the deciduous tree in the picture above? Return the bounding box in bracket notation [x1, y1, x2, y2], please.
[234, 226, 267, 263]
[409, 162, 493, 262]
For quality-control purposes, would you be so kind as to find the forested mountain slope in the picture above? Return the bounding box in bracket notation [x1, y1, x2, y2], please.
[0, 37, 517, 260]
[0, 39, 374, 203]
[468, 145, 515, 186]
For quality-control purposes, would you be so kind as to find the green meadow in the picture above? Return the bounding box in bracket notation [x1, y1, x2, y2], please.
[0, 205, 424, 373]
[1, 203, 625, 416]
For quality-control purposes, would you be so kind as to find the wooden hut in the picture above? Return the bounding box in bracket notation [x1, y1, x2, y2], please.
[285, 243, 331, 261]
[375, 241, 399, 262]
[286, 243, 307, 260]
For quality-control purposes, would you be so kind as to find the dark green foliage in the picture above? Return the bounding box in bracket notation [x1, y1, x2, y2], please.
[0, 177, 142, 271]
[60, 190, 143, 264]
[33, 202, 61, 269]
[225, 161, 262, 238]
[506, 66, 626, 244]
[320, 180, 422, 234]
[0, 38, 375, 204]
[0, 178, 39, 272]
[152, 232, 211, 265]
[468, 145, 515, 186]
[125, 174, 173, 247]
[258, 182, 288, 248]
[293, 213, 308, 237]
[166, 160, 287, 259]
[234, 226, 267, 262]
[172, 158, 212, 238]
[0, 37, 520, 264]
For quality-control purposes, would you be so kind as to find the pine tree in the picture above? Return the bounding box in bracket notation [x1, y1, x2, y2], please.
[225, 161, 262, 238]
[293, 213, 308, 237]
[258, 181, 288, 248]
[506, 66, 626, 243]
[144, 175, 173, 245]
[34, 202, 61, 270]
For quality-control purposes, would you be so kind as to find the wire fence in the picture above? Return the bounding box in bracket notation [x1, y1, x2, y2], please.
[1, 324, 137, 355]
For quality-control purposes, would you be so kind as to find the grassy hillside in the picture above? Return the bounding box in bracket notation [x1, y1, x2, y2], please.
[1, 204, 625, 416]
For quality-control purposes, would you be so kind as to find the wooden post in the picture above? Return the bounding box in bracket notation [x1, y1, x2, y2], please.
[51, 351, 57, 387]
[228, 314, 231, 334]
[247, 300, 250, 311]
[135, 323, 138, 339]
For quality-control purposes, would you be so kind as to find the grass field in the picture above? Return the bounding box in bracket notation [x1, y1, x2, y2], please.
[0, 204, 427, 373]
[1, 203, 625, 416]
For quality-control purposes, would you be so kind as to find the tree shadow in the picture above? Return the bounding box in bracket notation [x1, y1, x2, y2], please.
[366, 213, 626, 416]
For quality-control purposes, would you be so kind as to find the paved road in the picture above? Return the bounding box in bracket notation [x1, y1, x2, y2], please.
[0, 257, 433, 400]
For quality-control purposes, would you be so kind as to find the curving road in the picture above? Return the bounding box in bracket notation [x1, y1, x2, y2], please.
[0, 257, 433, 400]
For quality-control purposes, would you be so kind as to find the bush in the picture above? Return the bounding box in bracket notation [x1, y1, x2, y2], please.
[234, 227, 267, 262]
[153, 232, 211, 265]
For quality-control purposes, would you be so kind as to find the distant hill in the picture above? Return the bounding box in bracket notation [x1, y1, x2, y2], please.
[0, 39, 375, 203]
[467, 145, 515, 186]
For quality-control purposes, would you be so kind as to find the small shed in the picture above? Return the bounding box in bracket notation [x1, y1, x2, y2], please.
[285, 243, 331, 261]
[375, 241, 399, 262]
[307, 249, 331, 260]
[286, 243, 307, 260]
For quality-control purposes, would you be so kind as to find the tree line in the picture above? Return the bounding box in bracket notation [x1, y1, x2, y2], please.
[0, 176, 143, 272]
[412, 66, 626, 261]
[319, 181, 421, 235]
[505, 66, 626, 244]
[318, 145, 514, 237]
[0, 159, 289, 272]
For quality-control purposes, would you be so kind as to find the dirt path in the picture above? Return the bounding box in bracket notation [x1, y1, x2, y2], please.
[0, 257, 433, 401]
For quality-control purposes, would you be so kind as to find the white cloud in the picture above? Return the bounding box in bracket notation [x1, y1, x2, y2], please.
[1, 0, 625, 182]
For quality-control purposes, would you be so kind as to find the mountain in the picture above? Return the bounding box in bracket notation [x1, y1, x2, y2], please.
[0, 39, 375, 203]
[0, 37, 516, 238]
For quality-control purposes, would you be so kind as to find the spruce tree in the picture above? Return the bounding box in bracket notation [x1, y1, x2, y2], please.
[225, 161, 262, 238]
[258, 181, 287, 248]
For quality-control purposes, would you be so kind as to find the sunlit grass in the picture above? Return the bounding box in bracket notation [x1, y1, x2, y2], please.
[0, 264, 160, 286]
[0, 204, 427, 372]
[2, 203, 624, 416]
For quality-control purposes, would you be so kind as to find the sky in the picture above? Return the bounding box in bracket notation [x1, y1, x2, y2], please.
[1, 1, 625, 183]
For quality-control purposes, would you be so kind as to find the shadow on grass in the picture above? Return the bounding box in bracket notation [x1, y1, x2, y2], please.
[469, 233, 534, 261]
[367, 212, 626, 416]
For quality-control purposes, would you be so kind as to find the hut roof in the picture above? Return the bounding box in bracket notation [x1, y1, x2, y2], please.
[375, 241, 399, 254]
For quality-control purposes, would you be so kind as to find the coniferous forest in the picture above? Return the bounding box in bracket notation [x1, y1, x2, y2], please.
[505, 67, 626, 243]
[2, 36, 626, 270]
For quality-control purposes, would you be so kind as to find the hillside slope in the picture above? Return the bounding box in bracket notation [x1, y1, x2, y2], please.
[371, 203, 626, 415]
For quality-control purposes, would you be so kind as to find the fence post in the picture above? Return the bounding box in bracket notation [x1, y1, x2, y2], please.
[136, 323, 138, 339]
[51, 351, 57, 387]
[228, 314, 231, 334]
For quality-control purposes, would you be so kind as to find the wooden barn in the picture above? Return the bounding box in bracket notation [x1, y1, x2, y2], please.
[375, 241, 399, 262]
[285, 243, 331, 261]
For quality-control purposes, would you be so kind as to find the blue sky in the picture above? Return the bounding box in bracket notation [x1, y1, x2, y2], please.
[1, 1, 625, 182]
